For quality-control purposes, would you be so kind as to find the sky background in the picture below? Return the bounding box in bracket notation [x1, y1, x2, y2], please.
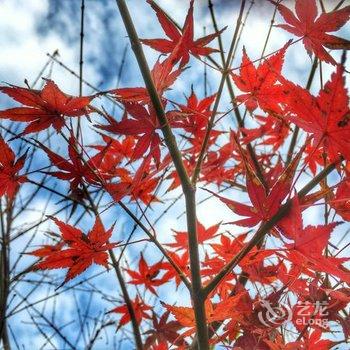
[1, 0, 350, 349]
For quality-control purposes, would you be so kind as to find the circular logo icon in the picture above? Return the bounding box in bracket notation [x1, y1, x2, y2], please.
[257, 300, 293, 327]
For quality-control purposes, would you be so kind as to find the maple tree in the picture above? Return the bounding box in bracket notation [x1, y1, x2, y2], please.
[1, 0, 350, 349]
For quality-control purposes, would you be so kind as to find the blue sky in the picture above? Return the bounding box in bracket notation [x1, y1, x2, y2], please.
[1, 0, 350, 349]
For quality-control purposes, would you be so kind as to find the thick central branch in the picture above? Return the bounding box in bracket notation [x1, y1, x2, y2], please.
[114, 0, 209, 348]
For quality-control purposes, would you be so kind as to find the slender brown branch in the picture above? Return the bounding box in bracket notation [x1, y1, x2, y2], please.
[115, 0, 191, 191]
[114, 1, 210, 348]
[191, 0, 246, 185]
[109, 252, 144, 350]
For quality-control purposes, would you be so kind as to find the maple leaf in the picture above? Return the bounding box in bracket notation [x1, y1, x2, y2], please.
[161, 251, 189, 287]
[96, 103, 162, 165]
[167, 220, 221, 251]
[90, 135, 136, 169]
[304, 143, 324, 175]
[244, 333, 295, 350]
[279, 197, 350, 284]
[231, 43, 289, 113]
[162, 293, 247, 336]
[168, 92, 216, 134]
[125, 253, 168, 295]
[109, 295, 151, 329]
[210, 233, 247, 263]
[273, 0, 350, 65]
[242, 260, 281, 285]
[106, 156, 160, 204]
[144, 311, 185, 348]
[38, 135, 113, 191]
[0, 137, 27, 199]
[161, 302, 204, 329]
[282, 65, 350, 162]
[111, 54, 182, 104]
[30, 217, 117, 283]
[0, 80, 94, 135]
[305, 329, 334, 349]
[141, 0, 225, 66]
[208, 136, 303, 228]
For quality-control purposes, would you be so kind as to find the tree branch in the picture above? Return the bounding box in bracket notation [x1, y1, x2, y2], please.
[114, 1, 209, 347]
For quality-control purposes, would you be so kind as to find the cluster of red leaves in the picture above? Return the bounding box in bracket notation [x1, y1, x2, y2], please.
[1, 0, 350, 348]
[30, 217, 117, 283]
[209, 137, 304, 228]
[109, 295, 151, 329]
[282, 65, 350, 162]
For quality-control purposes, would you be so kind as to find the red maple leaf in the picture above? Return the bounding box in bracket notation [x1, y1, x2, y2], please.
[242, 260, 281, 285]
[282, 65, 350, 162]
[105, 156, 160, 204]
[162, 294, 246, 333]
[161, 251, 189, 287]
[90, 135, 136, 169]
[304, 329, 334, 349]
[168, 92, 216, 134]
[109, 295, 151, 329]
[241, 114, 290, 152]
[304, 143, 324, 175]
[161, 302, 206, 331]
[125, 253, 168, 295]
[96, 103, 162, 165]
[111, 54, 182, 104]
[210, 233, 247, 263]
[279, 197, 350, 284]
[167, 220, 221, 251]
[0, 137, 27, 199]
[141, 0, 225, 66]
[231, 43, 289, 113]
[273, 0, 350, 65]
[208, 137, 303, 228]
[144, 311, 185, 348]
[38, 135, 113, 191]
[0, 80, 94, 135]
[30, 217, 117, 283]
